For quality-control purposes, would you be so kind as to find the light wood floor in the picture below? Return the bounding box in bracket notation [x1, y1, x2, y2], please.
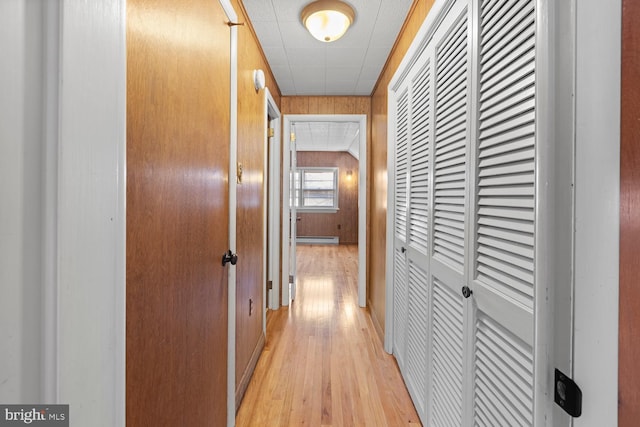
[236, 244, 422, 426]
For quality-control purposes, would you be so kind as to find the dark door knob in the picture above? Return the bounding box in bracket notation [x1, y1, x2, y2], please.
[222, 250, 238, 266]
[401, 246, 406, 253]
[461, 286, 473, 298]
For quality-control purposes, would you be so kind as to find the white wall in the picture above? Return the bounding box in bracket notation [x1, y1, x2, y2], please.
[573, 0, 620, 425]
[0, 0, 45, 404]
[0, 1, 126, 425]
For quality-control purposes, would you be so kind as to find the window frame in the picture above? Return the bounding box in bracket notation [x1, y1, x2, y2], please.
[292, 167, 339, 212]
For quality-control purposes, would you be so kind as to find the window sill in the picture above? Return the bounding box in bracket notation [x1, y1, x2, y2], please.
[296, 208, 339, 214]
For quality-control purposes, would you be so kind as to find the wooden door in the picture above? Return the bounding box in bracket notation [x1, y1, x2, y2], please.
[620, 0, 640, 423]
[126, 0, 230, 425]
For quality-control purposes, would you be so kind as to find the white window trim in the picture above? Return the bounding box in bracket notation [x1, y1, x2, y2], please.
[293, 166, 340, 212]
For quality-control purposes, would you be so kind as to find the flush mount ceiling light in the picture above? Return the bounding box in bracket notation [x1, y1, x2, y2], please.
[301, 0, 355, 43]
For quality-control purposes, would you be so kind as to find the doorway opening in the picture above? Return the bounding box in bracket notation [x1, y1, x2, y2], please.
[282, 114, 367, 307]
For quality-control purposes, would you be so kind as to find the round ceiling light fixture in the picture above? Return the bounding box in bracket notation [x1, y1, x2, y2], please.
[301, 0, 355, 43]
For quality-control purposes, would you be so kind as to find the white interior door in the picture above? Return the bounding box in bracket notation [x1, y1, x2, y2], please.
[289, 128, 297, 301]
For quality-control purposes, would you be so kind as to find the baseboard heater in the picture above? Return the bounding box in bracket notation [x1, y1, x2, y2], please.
[296, 236, 339, 245]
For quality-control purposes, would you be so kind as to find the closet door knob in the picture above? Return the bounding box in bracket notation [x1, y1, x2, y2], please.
[461, 286, 473, 298]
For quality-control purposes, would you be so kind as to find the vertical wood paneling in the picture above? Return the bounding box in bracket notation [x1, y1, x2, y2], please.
[126, 0, 229, 424]
[620, 0, 640, 424]
[232, 0, 282, 406]
[281, 96, 370, 116]
[370, 0, 436, 339]
[296, 152, 359, 244]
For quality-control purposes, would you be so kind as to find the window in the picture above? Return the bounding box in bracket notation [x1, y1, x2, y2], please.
[291, 167, 339, 211]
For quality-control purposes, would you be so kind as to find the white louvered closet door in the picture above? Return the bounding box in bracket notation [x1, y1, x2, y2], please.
[428, 2, 471, 426]
[404, 51, 433, 420]
[470, 0, 537, 424]
[392, 87, 410, 370]
[391, 44, 434, 420]
[388, 0, 551, 425]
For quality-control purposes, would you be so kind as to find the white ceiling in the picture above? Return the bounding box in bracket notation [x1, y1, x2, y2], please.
[293, 121, 360, 157]
[242, 0, 414, 96]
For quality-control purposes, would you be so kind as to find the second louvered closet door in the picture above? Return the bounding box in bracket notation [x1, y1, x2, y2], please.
[470, 0, 537, 424]
[387, 0, 550, 425]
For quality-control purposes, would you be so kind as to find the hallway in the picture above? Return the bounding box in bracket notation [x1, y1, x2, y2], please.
[236, 244, 421, 426]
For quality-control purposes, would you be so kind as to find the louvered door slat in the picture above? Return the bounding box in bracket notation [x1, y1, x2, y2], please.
[477, 254, 534, 286]
[395, 90, 409, 241]
[481, 1, 534, 53]
[478, 160, 534, 178]
[474, 313, 534, 426]
[478, 317, 534, 380]
[479, 134, 533, 157]
[477, 234, 534, 258]
[480, 0, 503, 21]
[393, 246, 408, 367]
[409, 62, 431, 255]
[479, 112, 535, 141]
[434, 10, 468, 273]
[481, 64, 535, 106]
[437, 144, 466, 164]
[406, 262, 429, 410]
[431, 280, 463, 426]
[473, 0, 537, 423]
[480, 100, 535, 131]
[478, 185, 534, 197]
[478, 206, 534, 222]
[479, 128, 534, 153]
[478, 224, 534, 246]
[477, 263, 533, 304]
[438, 65, 467, 106]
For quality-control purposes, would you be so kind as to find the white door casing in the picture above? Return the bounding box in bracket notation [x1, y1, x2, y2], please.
[220, 0, 238, 425]
[264, 88, 281, 316]
[290, 126, 298, 301]
[282, 114, 368, 308]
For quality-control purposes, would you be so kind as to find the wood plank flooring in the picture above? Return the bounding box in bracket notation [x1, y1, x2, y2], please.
[236, 244, 422, 426]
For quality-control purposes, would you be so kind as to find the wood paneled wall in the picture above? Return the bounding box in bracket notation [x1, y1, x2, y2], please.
[232, 0, 281, 408]
[619, 0, 640, 423]
[296, 152, 359, 244]
[281, 96, 370, 116]
[369, 1, 435, 338]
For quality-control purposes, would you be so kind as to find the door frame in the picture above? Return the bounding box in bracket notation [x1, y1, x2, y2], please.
[264, 87, 281, 317]
[42, 0, 126, 424]
[282, 114, 368, 307]
[220, 0, 238, 425]
[572, 0, 621, 425]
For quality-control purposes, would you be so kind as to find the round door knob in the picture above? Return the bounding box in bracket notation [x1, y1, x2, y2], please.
[461, 286, 473, 298]
[222, 250, 238, 266]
